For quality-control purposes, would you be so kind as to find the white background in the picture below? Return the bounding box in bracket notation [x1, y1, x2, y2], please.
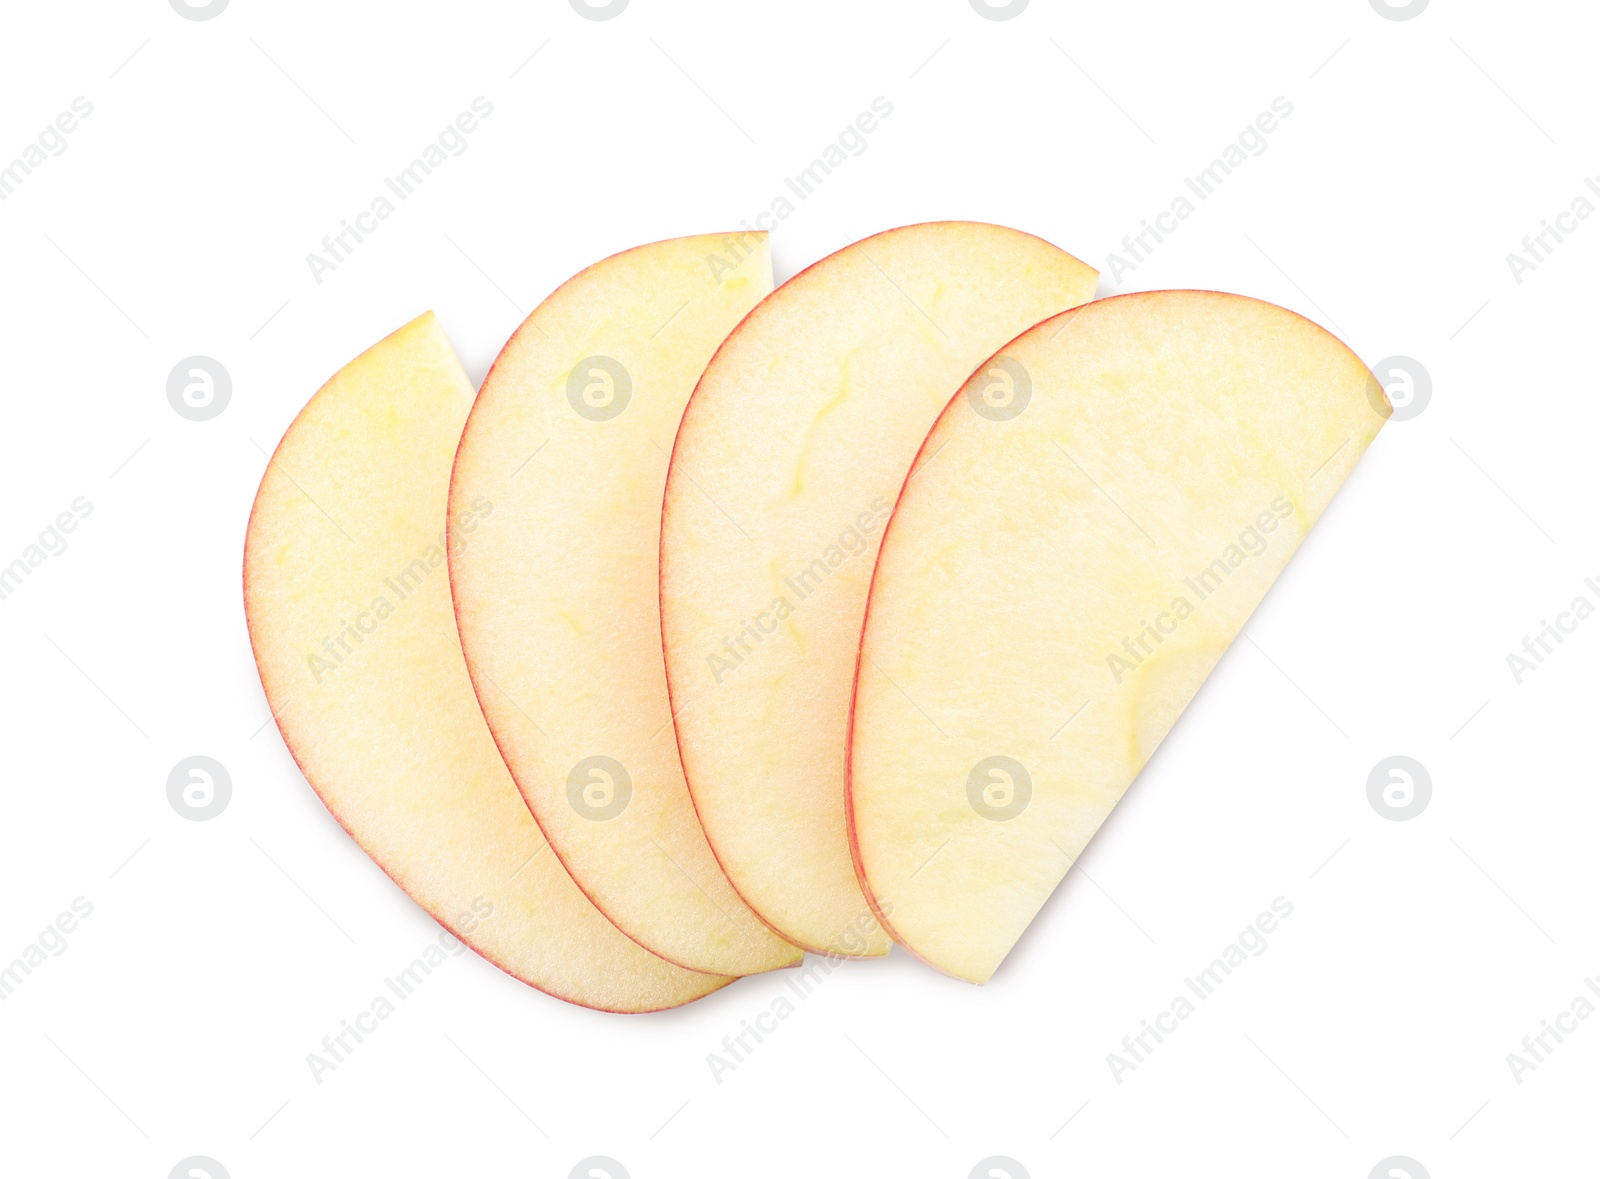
[0, 1, 1594, 1176]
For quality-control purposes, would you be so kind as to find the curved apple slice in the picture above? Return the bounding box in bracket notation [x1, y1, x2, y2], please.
[660, 222, 1098, 955]
[245, 313, 728, 1012]
[849, 291, 1389, 983]
[449, 235, 799, 976]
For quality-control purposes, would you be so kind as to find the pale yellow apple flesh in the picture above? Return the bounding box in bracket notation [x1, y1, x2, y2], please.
[659, 222, 1099, 955]
[848, 291, 1389, 983]
[448, 234, 799, 976]
[244, 313, 728, 1012]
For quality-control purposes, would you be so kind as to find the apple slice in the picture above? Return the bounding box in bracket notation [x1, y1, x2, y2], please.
[245, 313, 728, 1012]
[660, 222, 1098, 955]
[448, 234, 799, 976]
[848, 291, 1389, 982]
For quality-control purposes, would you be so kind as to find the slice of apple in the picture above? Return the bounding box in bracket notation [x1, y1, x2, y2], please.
[448, 234, 799, 976]
[660, 222, 1098, 955]
[848, 291, 1389, 983]
[245, 312, 728, 1012]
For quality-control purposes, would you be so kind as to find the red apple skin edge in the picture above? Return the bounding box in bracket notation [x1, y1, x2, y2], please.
[656, 221, 1095, 960]
[659, 219, 1100, 959]
[444, 233, 797, 974]
[839, 291, 1394, 981]
[653, 250, 829, 957]
[245, 338, 730, 1015]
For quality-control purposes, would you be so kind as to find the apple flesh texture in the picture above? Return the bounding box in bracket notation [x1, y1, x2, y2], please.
[449, 234, 799, 976]
[244, 313, 728, 1012]
[848, 291, 1389, 983]
[660, 222, 1098, 955]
